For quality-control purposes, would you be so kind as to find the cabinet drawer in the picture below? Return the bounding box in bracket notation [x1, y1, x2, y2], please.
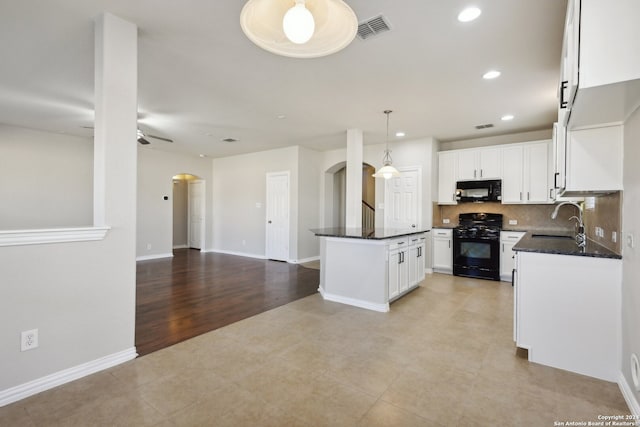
[387, 237, 409, 251]
[432, 229, 452, 238]
[501, 231, 525, 243]
[408, 233, 426, 246]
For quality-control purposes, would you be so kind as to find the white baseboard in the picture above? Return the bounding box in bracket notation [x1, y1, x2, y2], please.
[208, 249, 267, 260]
[619, 373, 640, 417]
[0, 347, 137, 407]
[292, 256, 320, 264]
[172, 244, 188, 249]
[136, 253, 174, 261]
[318, 287, 389, 313]
[425, 268, 434, 274]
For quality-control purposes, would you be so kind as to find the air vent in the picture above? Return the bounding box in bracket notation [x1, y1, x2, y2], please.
[357, 15, 391, 40]
[221, 138, 238, 143]
[475, 123, 494, 130]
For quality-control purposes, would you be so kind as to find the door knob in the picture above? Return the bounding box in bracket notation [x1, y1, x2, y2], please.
[268, 220, 272, 224]
[411, 224, 416, 228]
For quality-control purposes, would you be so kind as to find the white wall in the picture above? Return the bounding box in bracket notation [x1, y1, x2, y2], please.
[297, 146, 320, 261]
[137, 148, 213, 259]
[0, 125, 93, 229]
[440, 129, 552, 151]
[622, 106, 640, 408]
[211, 146, 300, 260]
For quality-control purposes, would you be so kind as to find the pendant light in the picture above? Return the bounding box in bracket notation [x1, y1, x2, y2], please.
[240, 0, 358, 58]
[373, 110, 401, 180]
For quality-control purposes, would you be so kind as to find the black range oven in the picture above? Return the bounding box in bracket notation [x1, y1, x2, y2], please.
[453, 213, 502, 281]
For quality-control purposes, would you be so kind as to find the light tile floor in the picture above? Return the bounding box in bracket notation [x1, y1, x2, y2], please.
[1, 273, 631, 426]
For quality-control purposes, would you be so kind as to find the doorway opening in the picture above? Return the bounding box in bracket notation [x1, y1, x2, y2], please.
[172, 174, 204, 251]
[323, 162, 376, 228]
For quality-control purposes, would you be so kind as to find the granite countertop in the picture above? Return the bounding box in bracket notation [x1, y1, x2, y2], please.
[310, 227, 429, 240]
[513, 232, 622, 259]
[432, 225, 457, 229]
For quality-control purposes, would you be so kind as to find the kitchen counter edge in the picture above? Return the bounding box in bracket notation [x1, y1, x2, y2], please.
[513, 232, 621, 259]
[311, 228, 430, 240]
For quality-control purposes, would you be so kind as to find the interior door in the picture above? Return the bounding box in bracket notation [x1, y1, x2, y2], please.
[266, 171, 290, 261]
[385, 168, 421, 229]
[188, 180, 205, 250]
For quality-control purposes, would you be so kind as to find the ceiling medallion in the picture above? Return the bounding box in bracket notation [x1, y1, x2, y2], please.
[240, 0, 358, 58]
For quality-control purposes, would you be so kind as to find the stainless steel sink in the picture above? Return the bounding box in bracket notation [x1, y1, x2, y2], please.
[531, 234, 574, 239]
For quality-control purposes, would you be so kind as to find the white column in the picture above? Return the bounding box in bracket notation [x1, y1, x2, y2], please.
[345, 128, 363, 228]
[93, 13, 138, 227]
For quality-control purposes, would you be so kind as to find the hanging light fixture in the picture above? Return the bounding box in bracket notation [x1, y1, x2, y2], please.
[373, 110, 401, 180]
[240, 0, 358, 58]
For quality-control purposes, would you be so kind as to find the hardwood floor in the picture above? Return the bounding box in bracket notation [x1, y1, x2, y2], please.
[135, 249, 320, 356]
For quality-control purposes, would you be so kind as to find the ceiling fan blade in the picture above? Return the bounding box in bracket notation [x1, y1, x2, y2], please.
[137, 137, 151, 145]
[80, 126, 94, 129]
[147, 134, 174, 143]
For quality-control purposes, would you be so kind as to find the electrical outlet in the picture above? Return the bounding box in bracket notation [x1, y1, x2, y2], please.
[21, 329, 38, 351]
[509, 219, 518, 225]
[442, 218, 450, 224]
[628, 233, 636, 249]
[146, 243, 152, 250]
[612, 231, 617, 243]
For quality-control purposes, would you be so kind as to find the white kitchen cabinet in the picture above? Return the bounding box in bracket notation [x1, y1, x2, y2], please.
[457, 147, 501, 181]
[432, 228, 452, 274]
[500, 231, 525, 281]
[559, 0, 640, 128]
[501, 140, 551, 204]
[387, 234, 425, 301]
[551, 122, 567, 197]
[514, 250, 621, 382]
[437, 151, 457, 205]
[408, 234, 426, 286]
[562, 124, 623, 195]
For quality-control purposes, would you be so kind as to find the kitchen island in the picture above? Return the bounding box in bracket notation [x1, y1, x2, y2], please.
[311, 228, 428, 312]
[513, 232, 622, 381]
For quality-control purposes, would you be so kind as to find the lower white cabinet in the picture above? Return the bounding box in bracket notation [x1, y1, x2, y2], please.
[432, 228, 453, 273]
[514, 251, 621, 381]
[500, 231, 525, 281]
[387, 234, 426, 301]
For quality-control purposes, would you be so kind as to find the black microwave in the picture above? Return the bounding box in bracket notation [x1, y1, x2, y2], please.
[456, 180, 502, 203]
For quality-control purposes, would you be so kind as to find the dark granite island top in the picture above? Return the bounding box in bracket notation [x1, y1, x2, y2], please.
[311, 227, 429, 240]
[513, 232, 622, 259]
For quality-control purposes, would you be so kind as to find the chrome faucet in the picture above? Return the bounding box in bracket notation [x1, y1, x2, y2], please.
[551, 201, 586, 248]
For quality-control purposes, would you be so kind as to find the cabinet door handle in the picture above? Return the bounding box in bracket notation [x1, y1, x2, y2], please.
[550, 188, 553, 199]
[480, 169, 483, 178]
[448, 240, 451, 249]
[502, 243, 505, 252]
[560, 80, 568, 109]
[554, 172, 559, 188]
[474, 169, 477, 178]
[519, 192, 522, 201]
[398, 253, 402, 264]
[527, 192, 530, 201]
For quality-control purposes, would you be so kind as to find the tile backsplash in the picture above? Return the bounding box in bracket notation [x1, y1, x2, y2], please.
[583, 192, 622, 254]
[433, 191, 622, 255]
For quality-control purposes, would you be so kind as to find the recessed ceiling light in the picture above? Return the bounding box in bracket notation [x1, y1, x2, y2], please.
[483, 70, 501, 79]
[199, 154, 206, 158]
[501, 114, 515, 121]
[458, 7, 482, 23]
[395, 132, 406, 137]
[277, 115, 286, 120]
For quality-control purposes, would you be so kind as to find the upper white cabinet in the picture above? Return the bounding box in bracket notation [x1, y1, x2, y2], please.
[501, 140, 551, 204]
[563, 124, 623, 195]
[559, 0, 640, 128]
[457, 147, 501, 181]
[437, 151, 457, 205]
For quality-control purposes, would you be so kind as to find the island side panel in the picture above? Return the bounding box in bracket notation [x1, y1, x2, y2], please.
[321, 237, 388, 312]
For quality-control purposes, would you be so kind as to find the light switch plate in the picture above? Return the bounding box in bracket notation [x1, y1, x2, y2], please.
[442, 219, 450, 224]
[508, 219, 518, 225]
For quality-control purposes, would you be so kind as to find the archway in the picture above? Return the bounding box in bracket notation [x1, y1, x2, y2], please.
[172, 173, 203, 251]
[323, 162, 376, 229]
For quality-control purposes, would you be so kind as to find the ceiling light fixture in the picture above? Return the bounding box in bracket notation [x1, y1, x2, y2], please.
[483, 70, 501, 79]
[501, 114, 515, 121]
[373, 110, 401, 180]
[283, 0, 315, 44]
[458, 6, 482, 23]
[395, 131, 405, 137]
[240, 0, 358, 58]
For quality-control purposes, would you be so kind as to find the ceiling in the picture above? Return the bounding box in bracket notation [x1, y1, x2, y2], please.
[0, 0, 567, 158]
